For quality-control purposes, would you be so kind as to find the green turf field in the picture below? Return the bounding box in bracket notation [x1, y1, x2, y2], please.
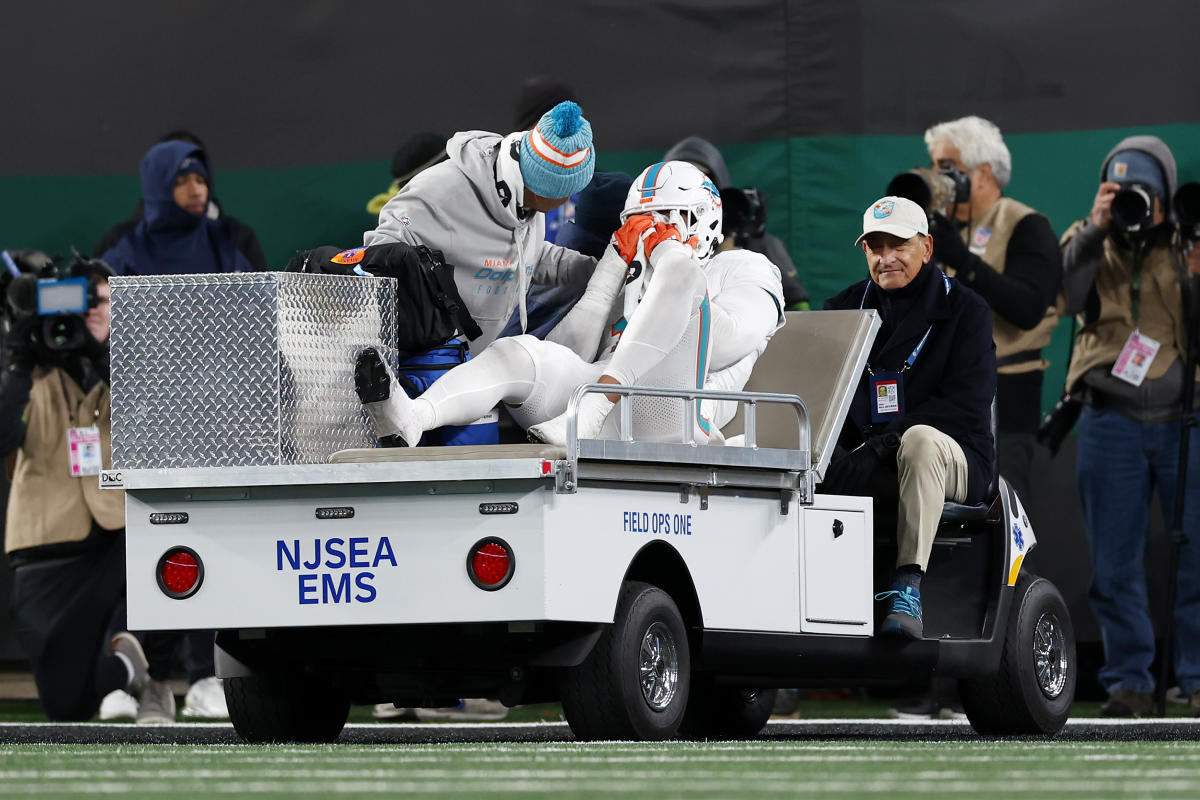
[4, 739, 1200, 799]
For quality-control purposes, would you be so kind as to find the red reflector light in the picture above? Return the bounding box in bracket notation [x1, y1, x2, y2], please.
[467, 538, 515, 590]
[156, 547, 203, 599]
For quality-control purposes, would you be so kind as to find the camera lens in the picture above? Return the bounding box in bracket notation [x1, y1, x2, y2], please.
[886, 172, 934, 212]
[1112, 185, 1153, 233]
[42, 314, 85, 351]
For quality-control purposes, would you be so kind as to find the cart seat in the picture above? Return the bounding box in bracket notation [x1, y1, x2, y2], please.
[331, 443, 566, 463]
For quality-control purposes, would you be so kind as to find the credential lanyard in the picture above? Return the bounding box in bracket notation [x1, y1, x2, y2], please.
[860, 271, 951, 375]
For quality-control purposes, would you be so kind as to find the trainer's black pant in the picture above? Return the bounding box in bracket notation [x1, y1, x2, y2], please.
[9, 531, 129, 721]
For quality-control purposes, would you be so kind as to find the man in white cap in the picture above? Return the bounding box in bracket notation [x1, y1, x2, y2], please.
[822, 196, 996, 639]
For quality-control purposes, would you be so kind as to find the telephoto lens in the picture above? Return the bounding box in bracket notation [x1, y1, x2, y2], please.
[886, 168, 955, 216]
[1111, 184, 1154, 234]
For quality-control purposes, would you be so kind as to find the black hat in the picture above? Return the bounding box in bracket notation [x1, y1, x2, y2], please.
[390, 132, 449, 183]
[513, 76, 577, 131]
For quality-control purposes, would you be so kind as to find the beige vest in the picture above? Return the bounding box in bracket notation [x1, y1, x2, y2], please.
[945, 197, 1058, 375]
[4, 367, 124, 554]
[1062, 222, 1190, 393]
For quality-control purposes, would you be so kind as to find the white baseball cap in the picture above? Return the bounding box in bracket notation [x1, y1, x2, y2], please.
[854, 196, 929, 246]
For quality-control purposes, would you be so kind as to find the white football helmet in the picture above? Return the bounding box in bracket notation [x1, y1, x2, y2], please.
[622, 161, 724, 262]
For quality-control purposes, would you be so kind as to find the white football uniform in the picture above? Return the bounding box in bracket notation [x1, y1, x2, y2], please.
[504, 244, 783, 442]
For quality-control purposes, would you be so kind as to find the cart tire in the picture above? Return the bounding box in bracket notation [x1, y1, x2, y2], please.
[678, 678, 776, 740]
[960, 572, 1075, 735]
[226, 673, 350, 743]
[560, 580, 691, 741]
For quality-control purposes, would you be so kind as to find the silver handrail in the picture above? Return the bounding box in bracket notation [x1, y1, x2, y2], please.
[563, 383, 811, 458]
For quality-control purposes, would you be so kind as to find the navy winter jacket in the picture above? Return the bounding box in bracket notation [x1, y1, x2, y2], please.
[824, 262, 997, 503]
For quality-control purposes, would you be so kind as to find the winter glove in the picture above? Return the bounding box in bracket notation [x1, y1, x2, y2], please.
[642, 222, 686, 260]
[611, 215, 656, 264]
[2, 315, 39, 374]
[929, 213, 973, 272]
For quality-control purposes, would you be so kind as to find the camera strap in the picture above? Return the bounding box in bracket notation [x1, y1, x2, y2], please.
[1130, 242, 1147, 324]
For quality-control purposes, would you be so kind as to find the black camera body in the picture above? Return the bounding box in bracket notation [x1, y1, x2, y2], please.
[719, 186, 768, 244]
[1174, 181, 1200, 242]
[2, 250, 113, 359]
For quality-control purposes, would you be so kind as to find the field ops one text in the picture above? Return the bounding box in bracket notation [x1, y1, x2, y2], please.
[623, 511, 693, 536]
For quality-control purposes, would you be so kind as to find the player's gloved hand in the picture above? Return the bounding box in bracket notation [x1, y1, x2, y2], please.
[642, 222, 685, 260]
[611, 215, 656, 264]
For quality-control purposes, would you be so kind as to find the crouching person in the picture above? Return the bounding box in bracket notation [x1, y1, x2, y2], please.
[1, 261, 151, 720]
[822, 196, 996, 639]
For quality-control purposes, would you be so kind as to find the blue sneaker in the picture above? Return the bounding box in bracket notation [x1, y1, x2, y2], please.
[875, 585, 923, 639]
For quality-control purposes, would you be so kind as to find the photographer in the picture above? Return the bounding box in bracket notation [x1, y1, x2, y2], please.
[1, 254, 151, 721]
[1060, 135, 1200, 718]
[922, 116, 1062, 505]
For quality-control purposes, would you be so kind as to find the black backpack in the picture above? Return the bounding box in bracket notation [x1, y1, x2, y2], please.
[286, 243, 481, 361]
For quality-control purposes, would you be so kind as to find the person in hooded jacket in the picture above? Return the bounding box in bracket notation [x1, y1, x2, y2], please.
[95, 139, 254, 722]
[92, 131, 265, 270]
[364, 100, 598, 354]
[1061, 135, 1200, 718]
[663, 135, 810, 310]
[100, 140, 261, 276]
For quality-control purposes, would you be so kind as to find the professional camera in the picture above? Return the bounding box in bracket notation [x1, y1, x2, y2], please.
[1110, 182, 1159, 236]
[2, 249, 113, 357]
[886, 165, 970, 215]
[1174, 181, 1200, 242]
[719, 186, 767, 244]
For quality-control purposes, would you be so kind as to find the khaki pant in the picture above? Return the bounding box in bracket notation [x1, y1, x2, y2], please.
[895, 425, 969, 571]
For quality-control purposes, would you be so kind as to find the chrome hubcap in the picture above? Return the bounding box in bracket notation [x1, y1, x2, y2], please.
[1033, 611, 1068, 699]
[639, 621, 679, 710]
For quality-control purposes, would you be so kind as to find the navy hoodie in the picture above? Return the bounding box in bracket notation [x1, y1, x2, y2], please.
[101, 141, 252, 276]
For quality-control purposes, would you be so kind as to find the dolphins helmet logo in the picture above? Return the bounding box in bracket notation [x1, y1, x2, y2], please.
[873, 200, 895, 219]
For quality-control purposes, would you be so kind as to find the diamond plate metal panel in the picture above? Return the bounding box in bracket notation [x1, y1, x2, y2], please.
[109, 273, 396, 469]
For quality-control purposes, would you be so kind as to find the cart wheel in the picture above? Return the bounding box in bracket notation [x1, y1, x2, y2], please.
[226, 673, 350, 743]
[960, 571, 1075, 735]
[561, 580, 691, 741]
[678, 677, 776, 740]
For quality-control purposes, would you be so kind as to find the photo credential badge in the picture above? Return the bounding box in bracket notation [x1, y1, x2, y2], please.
[1111, 329, 1161, 387]
[67, 425, 103, 477]
[870, 370, 904, 423]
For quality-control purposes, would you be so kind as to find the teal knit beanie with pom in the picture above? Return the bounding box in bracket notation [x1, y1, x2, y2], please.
[519, 100, 595, 200]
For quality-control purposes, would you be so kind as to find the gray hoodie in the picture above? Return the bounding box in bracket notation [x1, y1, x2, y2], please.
[1061, 134, 1189, 418]
[366, 131, 596, 352]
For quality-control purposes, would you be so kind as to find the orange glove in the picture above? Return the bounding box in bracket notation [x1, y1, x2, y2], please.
[642, 222, 686, 260]
[611, 214, 655, 263]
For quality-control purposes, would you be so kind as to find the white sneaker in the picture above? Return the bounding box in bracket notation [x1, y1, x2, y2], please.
[98, 689, 138, 721]
[181, 676, 229, 719]
[136, 680, 177, 724]
[414, 698, 509, 721]
[528, 392, 615, 446]
[355, 347, 422, 446]
[372, 703, 418, 720]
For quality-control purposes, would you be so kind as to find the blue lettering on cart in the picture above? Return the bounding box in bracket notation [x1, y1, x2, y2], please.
[324, 538, 346, 569]
[323, 573, 351, 603]
[277, 537, 395, 605]
[355, 572, 377, 603]
[623, 511, 693, 536]
[299, 574, 318, 605]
